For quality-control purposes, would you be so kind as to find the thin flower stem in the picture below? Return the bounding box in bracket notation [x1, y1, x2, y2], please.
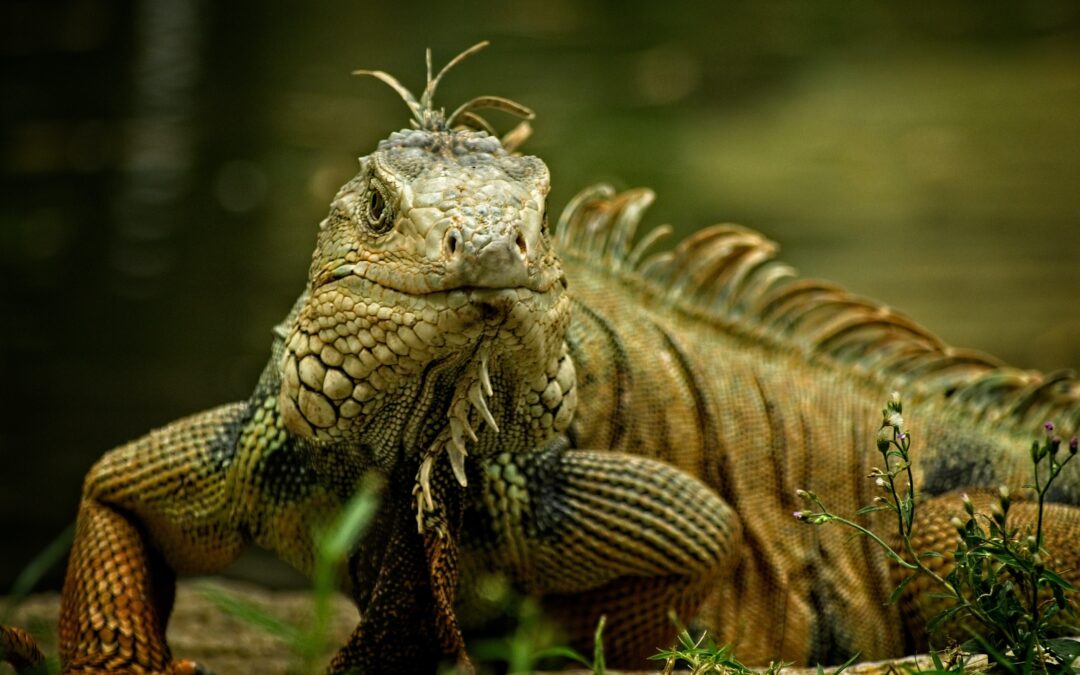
[799, 401, 1076, 671]
[1033, 457, 1045, 551]
[882, 436, 908, 545]
[902, 445, 917, 538]
[823, 508, 1008, 635]
[824, 514, 918, 570]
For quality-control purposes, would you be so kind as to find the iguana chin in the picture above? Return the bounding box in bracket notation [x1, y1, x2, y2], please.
[3, 42, 1079, 674]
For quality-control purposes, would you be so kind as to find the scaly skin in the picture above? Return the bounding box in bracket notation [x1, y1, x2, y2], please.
[544, 206, 1080, 662]
[2, 46, 1078, 673]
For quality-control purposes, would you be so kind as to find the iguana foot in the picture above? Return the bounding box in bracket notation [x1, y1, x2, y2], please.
[1, 624, 46, 674]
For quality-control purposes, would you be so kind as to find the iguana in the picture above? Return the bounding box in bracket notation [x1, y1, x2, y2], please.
[3, 42, 1079, 674]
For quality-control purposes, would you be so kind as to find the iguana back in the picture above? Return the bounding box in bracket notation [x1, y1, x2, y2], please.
[550, 185, 1080, 662]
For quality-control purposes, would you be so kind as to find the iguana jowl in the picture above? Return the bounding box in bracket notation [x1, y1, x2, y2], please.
[3, 43, 1079, 673]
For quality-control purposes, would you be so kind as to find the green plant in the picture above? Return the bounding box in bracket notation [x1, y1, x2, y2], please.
[650, 628, 791, 675]
[468, 598, 605, 674]
[794, 394, 1078, 673]
[206, 469, 611, 675]
[1, 525, 73, 675]
[202, 472, 382, 674]
[549, 613, 606, 675]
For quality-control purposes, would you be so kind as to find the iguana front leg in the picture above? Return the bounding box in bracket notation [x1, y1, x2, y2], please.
[59, 403, 250, 674]
[60, 501, 199, 674]
[464, 436, 742, 665]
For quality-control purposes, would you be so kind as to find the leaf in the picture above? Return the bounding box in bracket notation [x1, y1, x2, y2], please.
[199, 585, 303, 645]
[592, 614, 606, 674]
[1051, 582, 1067, 610]
[1045, 638, 1080, 666]
[1039, 567, 1075, 591]
[832, 651, 861, 674]
[888, 573, 917, 605]
[677, 629, 697, 650]
[855, 505, 889, 516]
[766, 660, 795, 675]
[533, 646, 592, 668]
[2, 524, 74, 624]
[957, 638, 982, 653]
[319, 477, 381, 561]
[963, 630, 1017, 674]
[926, 605, 964, 634]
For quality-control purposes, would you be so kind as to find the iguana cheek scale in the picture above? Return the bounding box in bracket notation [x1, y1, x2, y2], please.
[2, 42, 1077, 674]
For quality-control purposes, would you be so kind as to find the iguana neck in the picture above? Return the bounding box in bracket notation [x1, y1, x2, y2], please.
[265, 291, 577, 488]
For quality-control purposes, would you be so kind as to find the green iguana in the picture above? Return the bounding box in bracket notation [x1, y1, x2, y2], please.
[3, 42, 1078, 674]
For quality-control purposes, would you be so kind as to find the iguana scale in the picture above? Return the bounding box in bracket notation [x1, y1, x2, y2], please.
[3, 43, 1078, 673]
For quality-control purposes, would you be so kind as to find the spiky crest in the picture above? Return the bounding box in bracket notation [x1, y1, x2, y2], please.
[352, 41, 536, 152]
[556, 185, 1080, 432]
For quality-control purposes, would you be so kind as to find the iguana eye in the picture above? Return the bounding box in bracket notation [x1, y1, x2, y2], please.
[365, 183, 393, 234]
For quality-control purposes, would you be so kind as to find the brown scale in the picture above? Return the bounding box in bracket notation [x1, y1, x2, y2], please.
[59, 500, 198, 674]
[3, 43, 1080, 675]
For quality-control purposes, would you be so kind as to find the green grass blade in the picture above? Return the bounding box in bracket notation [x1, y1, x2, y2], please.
[2, 524, 74, 623]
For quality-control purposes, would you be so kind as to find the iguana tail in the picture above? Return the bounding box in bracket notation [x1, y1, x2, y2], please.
[0, 625, 46, 674]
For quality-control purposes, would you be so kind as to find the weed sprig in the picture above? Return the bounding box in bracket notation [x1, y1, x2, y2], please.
[794, 395, 1078, 673]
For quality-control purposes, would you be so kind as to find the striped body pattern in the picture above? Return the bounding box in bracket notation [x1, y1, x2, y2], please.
[2, 44, 1078, 674]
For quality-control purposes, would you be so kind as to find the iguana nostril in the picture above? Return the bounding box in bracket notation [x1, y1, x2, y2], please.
[444, 228, 462, 256]
[515, 231, 527, 256]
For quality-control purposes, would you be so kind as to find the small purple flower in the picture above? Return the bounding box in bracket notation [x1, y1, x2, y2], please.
[1045, 421, 1055, 433]
[1070, 437, 1078, 455]
[793, 511, 804, 521]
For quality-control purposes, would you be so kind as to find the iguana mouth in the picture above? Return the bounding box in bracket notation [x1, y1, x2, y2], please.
[329, 270, 555, 317]
[327, 262, 560, 297]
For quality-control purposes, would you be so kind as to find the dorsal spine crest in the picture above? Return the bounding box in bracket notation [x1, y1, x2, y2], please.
[557, 185, 1080, 432]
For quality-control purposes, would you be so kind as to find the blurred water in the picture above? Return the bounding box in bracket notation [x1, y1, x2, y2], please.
[2, 0, 1078, 588]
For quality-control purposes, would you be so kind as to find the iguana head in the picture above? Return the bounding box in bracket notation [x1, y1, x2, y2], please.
[278, 44, 575, 477]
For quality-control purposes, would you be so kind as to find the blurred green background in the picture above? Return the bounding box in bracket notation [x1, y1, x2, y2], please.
[2, 0, 1079, 590]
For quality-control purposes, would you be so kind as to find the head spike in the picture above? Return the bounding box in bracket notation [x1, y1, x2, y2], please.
[500, 120, 533, 153]
[352, 68, 423, 125]
[354, 42, 534, 143]
[421, 41, 490, 111]
[453, 110, 497, 136]
[448, 95, 534, 129]
[425, 47, 433, 91]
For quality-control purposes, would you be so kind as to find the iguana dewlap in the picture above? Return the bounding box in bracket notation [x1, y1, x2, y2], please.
[2, 43, 1078, 674]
